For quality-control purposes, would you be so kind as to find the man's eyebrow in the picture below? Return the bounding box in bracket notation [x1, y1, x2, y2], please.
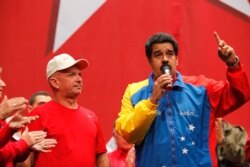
[167, 49, 175, 53]
[153, 50, 162, 54]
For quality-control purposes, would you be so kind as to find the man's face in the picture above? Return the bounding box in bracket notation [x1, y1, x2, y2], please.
[149, 42, 178, 79]
[32, 95, 52, 108]
[51, 66, 83, 98]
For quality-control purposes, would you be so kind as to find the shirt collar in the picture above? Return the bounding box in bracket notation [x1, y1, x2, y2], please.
[148, 71, 185, 90]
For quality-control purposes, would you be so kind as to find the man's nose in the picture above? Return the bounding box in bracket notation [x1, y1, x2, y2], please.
[162, 55, 169, 64]
[76, 75, 82, 82]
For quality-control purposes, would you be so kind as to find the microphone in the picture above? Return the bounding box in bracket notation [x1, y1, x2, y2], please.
[160, 64, 173, 88]
[160, 64, 171, 76]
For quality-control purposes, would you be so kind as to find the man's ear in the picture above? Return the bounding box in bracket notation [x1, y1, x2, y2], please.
[148, 58, 153, 68]
[49, 77, 59, 89]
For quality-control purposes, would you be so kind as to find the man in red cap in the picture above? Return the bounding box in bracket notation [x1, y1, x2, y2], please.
[28, 53, 110, 167]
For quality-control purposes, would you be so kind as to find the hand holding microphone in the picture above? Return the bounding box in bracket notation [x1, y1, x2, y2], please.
[149, 63, 173, 104]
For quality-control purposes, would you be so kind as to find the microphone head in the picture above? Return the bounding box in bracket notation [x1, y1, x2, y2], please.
[160, 64, 172, 75]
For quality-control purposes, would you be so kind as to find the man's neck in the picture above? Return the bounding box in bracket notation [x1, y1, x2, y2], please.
[54, 95, 78, 109]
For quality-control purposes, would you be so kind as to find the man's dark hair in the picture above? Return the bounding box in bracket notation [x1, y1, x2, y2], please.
[29, 91, 51, 105]
[145, 32, 178, 59]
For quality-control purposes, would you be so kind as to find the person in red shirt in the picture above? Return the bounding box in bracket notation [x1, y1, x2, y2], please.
[15, 91, 53, 167]
[0, 66, 40, 149]
[0, 96, 33, 148]
[0, 66, 36, 145]
[108, 127, 135, 167]
[0, 66, 51, 167]
[28, 53, 110, 167]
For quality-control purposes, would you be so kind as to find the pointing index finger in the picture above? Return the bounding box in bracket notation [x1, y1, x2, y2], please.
[213, 31, 221, 45]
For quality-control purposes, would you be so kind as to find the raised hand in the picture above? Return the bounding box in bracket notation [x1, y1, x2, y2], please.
[213, 31, 239, 67]
[8, 111, 38, 130]
[150, 74, 173, 104]
[215, 118, 224, 144]
[0, 96, 29, 119]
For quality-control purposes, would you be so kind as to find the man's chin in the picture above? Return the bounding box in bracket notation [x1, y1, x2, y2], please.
[73, 90, 82, 96]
